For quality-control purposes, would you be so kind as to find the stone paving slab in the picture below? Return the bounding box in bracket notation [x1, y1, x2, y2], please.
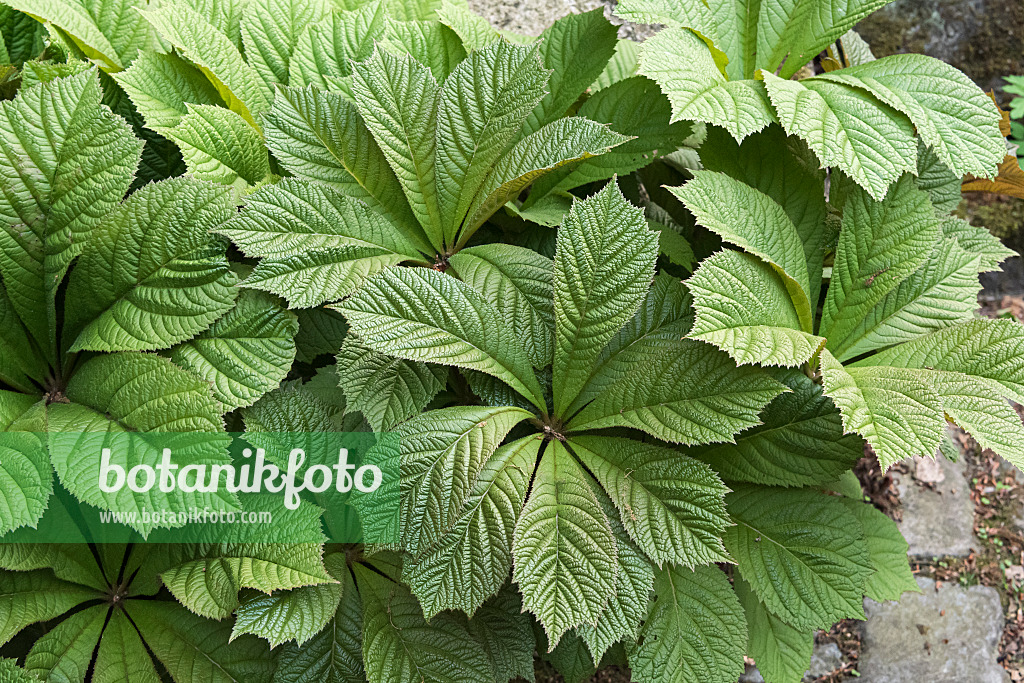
[859, 577, 1008, 683]
[893, 454, 977, 557]
[739, 642, 843, 682]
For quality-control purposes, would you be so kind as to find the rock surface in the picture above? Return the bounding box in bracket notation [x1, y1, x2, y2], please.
[860, 577, 1009, 683]
[893, 454, 977, 557]
[465, 0, 654, 39]
[738, 642, 845, 682]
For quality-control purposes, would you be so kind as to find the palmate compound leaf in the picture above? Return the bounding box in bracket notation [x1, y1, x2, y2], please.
[513, 441, 618, 650]
[724, 485, 872, 631]
[0, 570, 100, 646]
[334, 267, 547, 410]
[336, 334, 448, 431]
[694, 369, 863, 488]
[552, 181, 659, 417]
[569, 435, 730, 567]
[170, 290, 299, 411]
[629, 26, 775, 142]
[351, 47, 444, 251]
[23, 604, 107, 683]
[569, 338, 788, 445]
[627, 564, 747, 683]
[397, 405, 532, 556]
[685, 250, 825, 367]
[404, 435, 540, 618]
[356, 562, 494, 683]
[434, 40, 549, 247]
[734, 576, 813, 683]
[261, 85, 425, 247]
[821, 175, 942, 360]
[449, 243, 554, 367]
[129, 601, 275, 683]
[0, 69, 142, 356]
[64, 177, 238, 353]
[231, 553, 346, 647]
[140, 2, 269, 127]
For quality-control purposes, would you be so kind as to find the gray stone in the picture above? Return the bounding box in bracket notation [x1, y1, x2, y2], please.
[465, 0, 656, 40]
[892, 454, 977, 557]
[859, 577, 1009, 683]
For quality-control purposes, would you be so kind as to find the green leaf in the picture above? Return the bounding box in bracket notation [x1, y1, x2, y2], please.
[817, 54, 1004, 179]
[627, 565, 747, 683]
[822, 176, 942, 359]
[570, 273, 692, 411]
[735, 577, 813, 683]
[636, 28, 776, 142]
[0, 570, 99, 646]
[65, 351, 225, 432]
[159, 544, 333, 620]
[686, 251, 826, 367]
[0, 6, 45, 66]
[570, 339, 787, 445]
[592, 39, 640, 91]
[672, 170, 812, 329]
[288, 2, 387, 90]
[450, 243, 554, 367]
[24, 605, 106, 683]
[130, 601, 275, 683]
[552, 181, 658, 416]
[0, 70, 142, 357]
[5, 0, 159, 71]
[460, 117, 631, 241]
[695, 369, 863, 487]
[93, 610, 160, 683]
[275, 563, 365, 683]
[240, 0, 331, 94]
[170, 290, 298, 411]
[0, 543, 106, 592]
[725, 485, 872, 631]
[513, 441, 617, 649]
[834, 236, 984, 359]
[576, 480, 654, 661]
[435, 40, 548, 246]
[115, 51, 225, 129]
[841, 498, 919, 603]
[916, 142, 962, 215]
[763, 73, 917, 200]
[357, 563, 493, 683]
[65, 177, 238, 353]
[232, 557, 345, 647]
[570, 435, 730, 567]
[162, 104, 269, 189]
[522, 8, 617, 135]
[544, 632, 596, 683]
[294, 308, 348, 362]
[435, 0, 499, 51]
[397, 405, 532, 556]
[334, 267, 546, 410]
[0, 428, 50, 535]
[531, 76, 691, 196]
[820, 349, 944, 469]
[141, 2, 269, 127]
[0, 289, 45, 392]
[351, 48, 444, 251]
[699, 125, 828, 309]
[336, 335, 448, 431]
[466, 585, 536, 683]
[939, 215, 1016, 272]
[381, 17, 465, 80]
[404, 435, 539, 618]
[261, 86, 424, 246]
